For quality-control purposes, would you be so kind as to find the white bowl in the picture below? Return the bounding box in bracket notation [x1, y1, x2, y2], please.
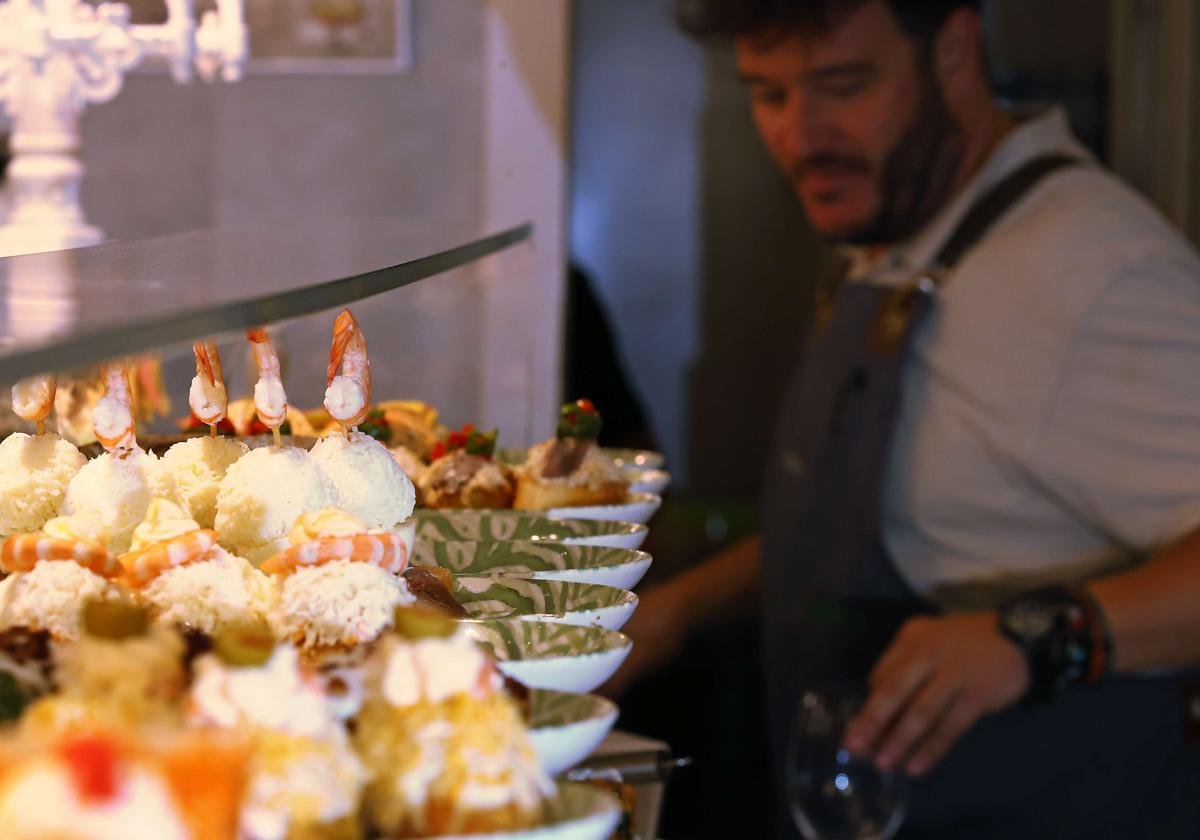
[624, 468, 671, 496]
[529, 690, 620, 776]
[546, 492, 662, 524]
[462, 618, 632, 694]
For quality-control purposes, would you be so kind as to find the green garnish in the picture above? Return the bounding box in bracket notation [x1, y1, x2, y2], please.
[556, 399, 602, 440]
[0, 672, 26, 722]
[359, 409, 391, 442]
[392, 605, 458, 640]
[464, 428, 498, 457]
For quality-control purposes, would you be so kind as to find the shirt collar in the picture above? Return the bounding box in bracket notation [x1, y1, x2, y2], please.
[842, 106, 1092, 286]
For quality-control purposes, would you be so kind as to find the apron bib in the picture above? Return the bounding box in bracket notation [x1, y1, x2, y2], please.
[761, 156, 1200, 838]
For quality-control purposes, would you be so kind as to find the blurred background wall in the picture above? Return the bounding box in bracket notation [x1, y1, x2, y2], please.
[70, 0, 568, 443]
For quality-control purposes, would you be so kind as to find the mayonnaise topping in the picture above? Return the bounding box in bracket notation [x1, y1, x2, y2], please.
[129, 498, 199, 552]
[288, 509, 367, 544]
[41, 512, 106, 547]
[324, 378, 366, 424]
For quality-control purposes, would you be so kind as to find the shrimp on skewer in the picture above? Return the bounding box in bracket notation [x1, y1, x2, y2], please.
[118, 528, 220, 588]
[261, 532, 408, 576]
[93, 363, 138, 458]
[190, 341, 228, 436]
[247, 328, 288, 447]
[11, 374, 56, 435]
[0, 532, 122, 578]
[325, 308, 372, 433]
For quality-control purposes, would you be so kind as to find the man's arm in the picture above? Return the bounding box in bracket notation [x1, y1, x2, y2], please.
[601, 534, 761, 695]
[842, 524, 1200, 777]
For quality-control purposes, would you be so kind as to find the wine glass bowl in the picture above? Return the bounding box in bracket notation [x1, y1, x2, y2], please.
[787, 688, 908, 840]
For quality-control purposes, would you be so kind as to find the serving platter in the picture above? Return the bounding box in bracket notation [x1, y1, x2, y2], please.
[411, 541, 653, 591]
[453, 576, 638, 631]
[528, 689, 620, 776]
[462, 618, 632, 694]
[414, 511, 648, 551]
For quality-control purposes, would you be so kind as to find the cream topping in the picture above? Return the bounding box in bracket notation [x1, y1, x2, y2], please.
[381, 628, 494, 707]
[189, 646, 335, 738]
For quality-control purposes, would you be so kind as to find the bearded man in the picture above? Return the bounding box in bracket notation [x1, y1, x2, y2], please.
[617, 2, 1200, 836]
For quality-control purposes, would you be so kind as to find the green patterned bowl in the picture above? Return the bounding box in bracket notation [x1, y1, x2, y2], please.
[462, 618, 632, 694]
[453, 576, 638, 631]
[498, 447, 666, 471]
[411, 541, 653, 591]
[529, 689, 620, 775]
[414, 511, 649, 551]
[411, 782, 620, 840]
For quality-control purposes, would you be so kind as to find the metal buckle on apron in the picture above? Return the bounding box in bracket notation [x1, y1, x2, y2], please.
[865, 268, 943, 356]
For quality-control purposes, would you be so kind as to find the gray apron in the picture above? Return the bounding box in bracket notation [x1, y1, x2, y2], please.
[762, 156, 1200, 839]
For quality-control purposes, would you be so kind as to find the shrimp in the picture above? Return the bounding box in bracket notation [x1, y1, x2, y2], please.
[325, 308, 372, 432]
[11, 374, 56, 435]
[260, 532, 408, 576]
[118, 528, 220, 588]
[247, 328, 288, 447]
[0, 533, 122, 578]
[93, 363, 138, 458]
[190, 341, 228, 436]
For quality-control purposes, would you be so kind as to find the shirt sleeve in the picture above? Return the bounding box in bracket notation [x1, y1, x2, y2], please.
[1032, 250, 1200, 554]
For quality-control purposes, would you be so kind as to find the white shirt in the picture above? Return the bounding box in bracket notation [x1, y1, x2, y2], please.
[848, 108, 1200, 608]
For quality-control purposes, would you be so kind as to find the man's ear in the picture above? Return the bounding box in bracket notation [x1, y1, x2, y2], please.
[933, 7, 986, 101]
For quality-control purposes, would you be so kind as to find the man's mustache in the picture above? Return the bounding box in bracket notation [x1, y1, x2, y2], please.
[792, 154, 871, 180]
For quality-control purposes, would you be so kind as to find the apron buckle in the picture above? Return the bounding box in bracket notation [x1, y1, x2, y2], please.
[865, 270, 942, 356]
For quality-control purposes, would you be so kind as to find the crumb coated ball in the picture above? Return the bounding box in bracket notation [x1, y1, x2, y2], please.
[0, 560, 123, 641]
[140, 547, 272, 637]
[269, 559, 415, 649]
[310, 432, 416, 530]
[61, 450, 170, 554]
[0, 433, 86, 536]
[214, 447, 337, 557]
[160, 436, 249, 529]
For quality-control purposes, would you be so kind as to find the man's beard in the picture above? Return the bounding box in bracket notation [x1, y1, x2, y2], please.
[795, 72, 966, 247]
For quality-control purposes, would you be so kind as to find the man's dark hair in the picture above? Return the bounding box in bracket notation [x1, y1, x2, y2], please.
[675, 0, 981, 44]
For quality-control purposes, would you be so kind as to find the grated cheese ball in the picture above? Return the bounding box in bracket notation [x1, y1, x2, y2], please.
[140, 547, 272, 637]
[214, 447, 337, 558]
[268, 560, 414, 650]
[0, 560, 124, 642]
[0, 433, 86, 537]
[160, 436, 249, 529]
[61, 450, 171, 554]
[310, 432, 416, 531]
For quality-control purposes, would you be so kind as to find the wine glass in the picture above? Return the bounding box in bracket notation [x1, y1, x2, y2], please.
[786, 687, 908, 840]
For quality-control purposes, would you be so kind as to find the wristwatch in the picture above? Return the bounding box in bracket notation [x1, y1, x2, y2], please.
[996, 586, 1111, 703]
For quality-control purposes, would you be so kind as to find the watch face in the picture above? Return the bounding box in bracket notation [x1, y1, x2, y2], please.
[1004, 602, 1055, 641]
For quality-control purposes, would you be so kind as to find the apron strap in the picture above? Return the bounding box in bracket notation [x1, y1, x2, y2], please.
[932, 153, 1083, 276]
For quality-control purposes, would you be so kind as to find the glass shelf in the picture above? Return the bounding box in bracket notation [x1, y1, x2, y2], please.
[0, 219, 532, 384]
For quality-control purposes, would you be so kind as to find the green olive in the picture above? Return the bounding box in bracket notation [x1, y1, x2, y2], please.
[83, 600, 150, 640]
[213, 622, 276, 667]
[392, 605, 457, 640]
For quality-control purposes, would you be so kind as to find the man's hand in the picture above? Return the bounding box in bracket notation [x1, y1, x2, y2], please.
[842, 613, 1029, 777]
[600, 582, 691, 697]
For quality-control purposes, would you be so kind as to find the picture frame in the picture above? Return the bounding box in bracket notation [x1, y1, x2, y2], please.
[242, 0, 414, 75]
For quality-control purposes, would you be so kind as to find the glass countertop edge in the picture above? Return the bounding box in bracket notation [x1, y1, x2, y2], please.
[0, 222, 531, 383]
